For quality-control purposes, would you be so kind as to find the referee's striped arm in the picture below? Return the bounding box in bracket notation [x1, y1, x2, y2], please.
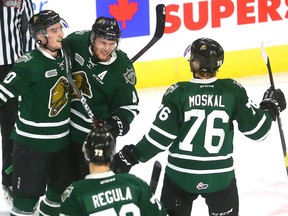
[0, 0, 36, 65]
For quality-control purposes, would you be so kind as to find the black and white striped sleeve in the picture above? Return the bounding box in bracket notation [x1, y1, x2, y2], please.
[0, 0, 36, 65]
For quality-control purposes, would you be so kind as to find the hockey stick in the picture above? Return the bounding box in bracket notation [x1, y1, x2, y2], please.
[60, 4, 165, 126]
[5, 42, 104, 175]
[4, 43, 102, 175]
[260, 43, 288, 176]
[149, 160, 162, 194]
[130, 4, 166, 63]
[61, 40, 104, 128]
[5, 6, 166, 176]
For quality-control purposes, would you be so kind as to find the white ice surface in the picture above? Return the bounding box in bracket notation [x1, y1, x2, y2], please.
[1, 72, 288, 215]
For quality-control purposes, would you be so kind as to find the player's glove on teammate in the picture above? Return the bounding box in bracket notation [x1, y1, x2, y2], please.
[112, 144, 139, 174]
[260, 88, 286, 121]
[103, 115, 130, 139]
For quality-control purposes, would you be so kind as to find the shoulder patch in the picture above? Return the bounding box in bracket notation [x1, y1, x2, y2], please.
[75, 53, 84, 66]
[16, 53, 33, 63]
[123, 68, 136, 85]
[61, 185, 74, 202]
[74, 30, 89, 35]
[165, 84, 179, 96]
[45, 69, 58, 78]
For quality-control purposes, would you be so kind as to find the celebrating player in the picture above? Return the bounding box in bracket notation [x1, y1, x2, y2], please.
[0, 10, 74, 215]
[60, 127, 167, 215]
[112, 38, 286, 215]
[63, 16, 139, 180]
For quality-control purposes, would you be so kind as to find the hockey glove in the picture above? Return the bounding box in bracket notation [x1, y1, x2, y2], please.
[260, 88, 286, 121]
[103, 116, 130, 139]
[111, 144, 139, 174]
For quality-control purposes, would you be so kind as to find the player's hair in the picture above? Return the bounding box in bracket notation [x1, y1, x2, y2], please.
[184, 37, 224, 73]
[82, 127, 116, 164]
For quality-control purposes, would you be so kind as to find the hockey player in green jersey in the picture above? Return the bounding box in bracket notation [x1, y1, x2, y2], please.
[60, 127, 167, 216]
[63, 16, 139, 180]
[112, 38, 286, 216]
[0, 10, 74, 215]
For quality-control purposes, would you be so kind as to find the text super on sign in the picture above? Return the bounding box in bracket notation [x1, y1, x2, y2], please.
[164, 0, 288, 33]
[96, 0, 150, 38]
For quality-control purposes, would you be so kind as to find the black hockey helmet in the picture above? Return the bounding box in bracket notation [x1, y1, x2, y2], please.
[91, 16, 121, 42]
[184, 38, 224, 72]
[29, 10, 68, 40]
[83, 127, 116, 164]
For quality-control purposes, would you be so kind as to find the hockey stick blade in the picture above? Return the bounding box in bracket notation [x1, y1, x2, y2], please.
[149, 160, 162, 194]
[62, 40, 103, 128]
[260, 43, 288, 176]
[130, 4, 166, 63]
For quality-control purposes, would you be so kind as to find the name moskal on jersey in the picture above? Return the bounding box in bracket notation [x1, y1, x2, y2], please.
[189, 95, 224, 107]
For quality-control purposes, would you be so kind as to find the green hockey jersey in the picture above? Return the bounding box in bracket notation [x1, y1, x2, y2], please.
[60, 171, 167, 216]
[0, 47, 70, 152]
[134, 78, 273, 193]
[64, 31, 139, 143]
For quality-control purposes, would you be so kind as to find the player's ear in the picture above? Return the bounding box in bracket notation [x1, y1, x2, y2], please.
[36, 31, 45, 42]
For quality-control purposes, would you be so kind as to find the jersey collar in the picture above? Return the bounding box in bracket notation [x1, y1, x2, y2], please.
[85, 171, 115, 179]
[38, 47, 59, 60]
[190, 77, 217, 84]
